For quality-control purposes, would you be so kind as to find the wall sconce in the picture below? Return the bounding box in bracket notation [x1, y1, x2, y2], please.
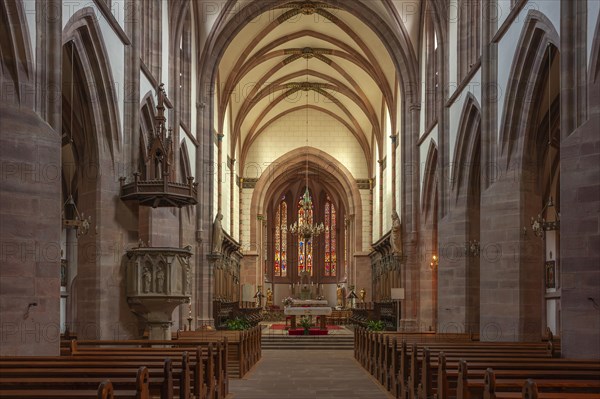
[530, 197, 560, 238]
[62, 195, 91, 237]
[430, 255, 438, 269]
[465, 240, 480, 257]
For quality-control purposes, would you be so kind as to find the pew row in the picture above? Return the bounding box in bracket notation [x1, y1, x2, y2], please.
[353, 328, 596, 399]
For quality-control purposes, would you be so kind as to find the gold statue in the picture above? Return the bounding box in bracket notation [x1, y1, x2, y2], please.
[266, 288, 273, 307]
[359, 287, 366, 303]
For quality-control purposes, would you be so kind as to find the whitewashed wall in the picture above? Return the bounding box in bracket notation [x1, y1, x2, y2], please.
[588, 2, 600, 64]
[372, 145, 380, 242]
[63, 2, 126, 138]
[420, 129, 438, 198]
[382, 107, 393, 234]
[240, 188, 253, 247]
[496, 1, 561, 136]
[360, 189, 371, 251]
[448, 70, 482, 175]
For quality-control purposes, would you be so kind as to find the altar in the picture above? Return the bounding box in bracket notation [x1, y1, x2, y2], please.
[284, 299, 332, 330]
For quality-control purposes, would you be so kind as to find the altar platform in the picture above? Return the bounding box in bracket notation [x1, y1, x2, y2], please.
[288, 328, 329, 336]
[284, 299, 332, 331]
[260, 322, 353, 337]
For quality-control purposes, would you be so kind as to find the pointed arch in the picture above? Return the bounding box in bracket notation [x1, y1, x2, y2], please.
[590, 13, 600, 85]
[422, 140, 438, 222]
[63, 8, 122, 163]
[0, 0, 34, 106]
[139, 92, 156, 178]
[194, 0, 424, 276]
[452, 93, 481, 199]
[251, 147, 363, 252]
[180, 139, 192, 181]
[499, 10, 559, 168]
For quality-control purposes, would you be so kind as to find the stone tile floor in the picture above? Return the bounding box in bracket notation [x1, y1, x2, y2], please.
[229, 350, 394, 398]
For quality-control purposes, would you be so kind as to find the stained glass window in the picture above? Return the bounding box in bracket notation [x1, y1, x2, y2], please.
[274, 197, 287, 277]
[324, 196, 337, 276]
[298, 189, 314, 275]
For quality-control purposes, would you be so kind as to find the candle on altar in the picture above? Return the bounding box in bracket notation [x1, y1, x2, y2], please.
[188, 303, 192, 317]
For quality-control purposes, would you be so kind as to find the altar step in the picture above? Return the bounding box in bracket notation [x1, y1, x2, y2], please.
[261, 335, 354, 350]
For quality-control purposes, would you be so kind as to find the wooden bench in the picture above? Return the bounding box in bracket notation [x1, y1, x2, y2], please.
[352, 328, 582, 399]
[174, 325, 261, 377]
[488, 372, 600, 399]
[69, 341, 226, 398]
[355, 328, 553, 399]
[0, 355, 191, 398]
[432, 356, 600, 399]
[433, 353, 600, 399]
[0, 367, 148, 399]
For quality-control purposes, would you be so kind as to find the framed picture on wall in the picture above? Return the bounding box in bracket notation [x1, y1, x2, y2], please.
[545, 261, 556, 289]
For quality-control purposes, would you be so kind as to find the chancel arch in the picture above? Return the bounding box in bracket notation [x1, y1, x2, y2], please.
[247, 147, 362, 306]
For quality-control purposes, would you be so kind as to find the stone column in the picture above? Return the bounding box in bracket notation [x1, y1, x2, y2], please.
[391, 135, 398, 212]
[65, 228, 78, 330]
[559, 0, 599, 359]
[217, 133, 224, 211]
[378, 160, 384, 238]
[404, 103, 421, 327]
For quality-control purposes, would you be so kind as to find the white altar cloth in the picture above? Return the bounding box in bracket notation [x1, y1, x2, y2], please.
[291, 299, 329, 306]
[284, 306, 332, 316]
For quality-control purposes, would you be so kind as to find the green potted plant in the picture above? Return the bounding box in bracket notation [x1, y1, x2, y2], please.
[299, 316, 312, 335]
[226, 317, 251, 330]
[366, 320, 385, 331]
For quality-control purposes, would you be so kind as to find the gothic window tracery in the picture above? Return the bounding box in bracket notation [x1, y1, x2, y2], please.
[324, 196, 337, 277]
[274, 196, 288, 277]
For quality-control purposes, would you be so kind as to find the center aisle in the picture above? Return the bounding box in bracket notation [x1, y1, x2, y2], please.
[229, 349, 394, 399]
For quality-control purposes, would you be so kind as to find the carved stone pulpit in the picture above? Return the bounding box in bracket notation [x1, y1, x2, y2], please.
[119, 84, 198, 337]
[126, 247, 192, 340]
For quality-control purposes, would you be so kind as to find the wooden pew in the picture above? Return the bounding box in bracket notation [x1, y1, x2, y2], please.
[175, 325, 261, 378]
[355, 327, 598, 399]
[428, 351, 599, 399]
[0, 367, 148, 399]
[408, 342, 553, 399]
[354, 328, 565, 399]
[69, 342, 220, 399]
[488, 372, 600, 399]
[455, 359, 600, 399]
[0, 353, 191, 399]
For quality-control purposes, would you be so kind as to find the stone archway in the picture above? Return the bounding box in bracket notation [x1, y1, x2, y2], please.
[62, 9, 135, 340]
[480, 10, 560, 342]
[193, 0, 422, 323]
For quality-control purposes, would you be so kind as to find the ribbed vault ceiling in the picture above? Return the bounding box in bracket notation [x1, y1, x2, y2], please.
[218, 1, 420, 174]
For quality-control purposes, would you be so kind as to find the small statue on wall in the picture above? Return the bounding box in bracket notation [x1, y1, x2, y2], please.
[359, 287, 366, 303]
[336, 284, 345, 307]
[391, 211, 403, 257]
[212, 212, 224, 254]
[142, 266, 152, 293]
[155, 266, 165, 293]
